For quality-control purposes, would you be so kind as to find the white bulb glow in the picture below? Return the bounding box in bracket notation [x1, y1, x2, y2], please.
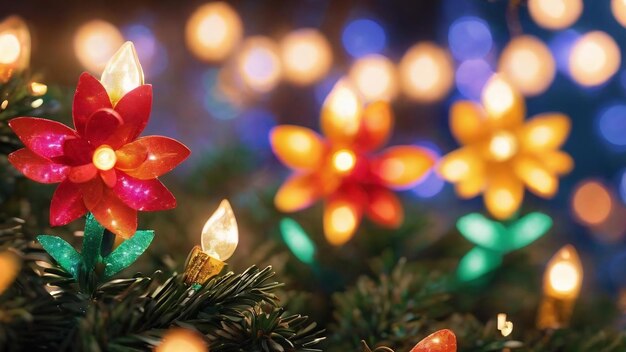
[201, 199, 239, 261]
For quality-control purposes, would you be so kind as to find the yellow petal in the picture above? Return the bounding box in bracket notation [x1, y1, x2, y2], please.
[455, 172, 485, 199]
[100, 41, 144, 106]
[274, 174, 324, 212]
[355, 101, 393, 151]
[437, 147, 482, 183]
[520, 113, 571, 151]
[321, 79, 363, 144]
[270, 125, 326, 170]
[449, 101, 487, 144]
[374, 146, 435, 189]
[481, 75, 525, 129]
[514, 156, 558, 197]
[484, 169, 524, 220]
[537, 150, 574, 175]
[323, 198, 361, 246]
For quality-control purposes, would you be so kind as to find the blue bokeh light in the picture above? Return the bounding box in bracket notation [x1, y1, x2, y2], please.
[412, 142, 445, 199]
[618, 169, 626, 204]
[549, 29, 580, 75]
[202, 68, 240, 120]
[455, 59, 493, 100]
[448, 17, 493, 60]
[597, 104, 626, 146]
[342, 19, 386, 58]
[235, 108, 277, 155]
[124, 24, 168, 77]
[314, 72, 341, 106]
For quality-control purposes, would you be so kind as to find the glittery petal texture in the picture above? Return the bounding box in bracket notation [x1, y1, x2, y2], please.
[9, 117, 77, 159]
[50, 180, 88, 226]
[89, 188, 137, 239]
[113, 84, 152, 143]
[113, 172, 176, 211]
[410, 329, 457, 352]
[73, 73, 112, 135]
[37, 235, 82, 279]
[81, 214, 104, 273]
[8, 148, 69, 184]
[118, 136, 190, 179]
[103, 230, 154, 277]
[84, 108, 123, 147]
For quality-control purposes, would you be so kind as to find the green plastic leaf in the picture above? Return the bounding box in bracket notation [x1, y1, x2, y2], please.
[81, 213, 104, 273]
[102, 230, 154, 277]
[457, 213, 508, 252]
[280, 218, 316, 264]
[506, 212, 552, 252]
[457, 247, 502, 282]
[37, 235, 82, 279]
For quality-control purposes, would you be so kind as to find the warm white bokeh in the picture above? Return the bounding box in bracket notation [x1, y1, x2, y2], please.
[349, 54, 397, 102]
[569, 31, 621, 87]
[237, 36, 282, 93]
[498, 35, 555, 96]
[186, 2, 243, 62]
[399, 42, 453, 103]
[74, 20, 125, 73]
[280, 29, 332, 85]
[528, 0, 583, 29]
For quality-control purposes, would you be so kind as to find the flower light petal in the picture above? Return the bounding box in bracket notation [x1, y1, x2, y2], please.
[8, 148, 69, 183]
[118, 136, 190, 179]
[484, 169, 524, 220]
[514, 156, 558, 197]
[50, 180, 88, 226]
[275, 173, 328, 212]
[89, 187, 138, 239]
[354, 101, 393, 151]
[537, 150, 574, 175]
[113, 84, 152, 143]
[73, 73, 112, 135]
[365, 187, 403, 228]
[450, 101, 487, 144]
[373, 146, 435, 189]
[320, 79, 362, 144]
[323, 196, 362, 246]
[84, 108, 124, 147]
[520, 113, 571, 152]
[113, 172, 176, 211]
[9, 117, 77, 159]
[270, 126, 326, 171]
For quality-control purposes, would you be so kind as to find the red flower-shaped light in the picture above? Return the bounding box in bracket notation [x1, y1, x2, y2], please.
[8, 43, 190, 238]
[270, 80, 435, 245]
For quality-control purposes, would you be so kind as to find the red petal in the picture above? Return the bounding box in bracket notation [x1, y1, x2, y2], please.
[9, 117, 77, 159]
[50, 180, 88, 226]
[113, 172, 176, 211]
[89, 188, 137, 239]
[365, 187, 403, 228]
[8, 149, 69, 183]
[354, 101, 393, 152]
[62, 138, 93, 165]
[100, 169, 117, 188]
[73, 73, 112, 135]
[118, 136, 190, 179]
[84, 108, 124, 147]
[80, 177, 104, 209]
[113, 85, 152, 142]
[68, 164, 98, 183]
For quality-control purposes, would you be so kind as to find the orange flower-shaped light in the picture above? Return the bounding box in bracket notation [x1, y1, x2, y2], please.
[270, 80, 435, 245]
[438, 75, 573, 220]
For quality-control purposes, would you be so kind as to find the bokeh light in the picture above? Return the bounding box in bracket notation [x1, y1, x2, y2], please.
[349, 54, 397, 101]
[342, 19, 386, 58]
[236, 108, 276, 154]
[237, 36, 282, 93]
[280, 28, 332, 86]
[399, 42, 454, 103]
[571, 180, 613, 226]
[74, 19, 124, 73]
[549, 29, 580, 74]
[156, 328, 207, 352]
[498, 35, 555, 96]
[481, 75, 517, 119]
[280, 218, 316, 265]
[455, 59, 493, 100]
[202, 68, 240, 120]
[186, 2, 243, 62]
[613, 0, 626, 28]
[448, 16, 493, 60]
[412, 142, 444, 199]
[597, 104, 626, 147]
[543, 245, 582, 300]
[528, 0, 583, 30]
[124, 24, 168, 77]
[569, 31, 621, 87]
[0, 16, 30, 80]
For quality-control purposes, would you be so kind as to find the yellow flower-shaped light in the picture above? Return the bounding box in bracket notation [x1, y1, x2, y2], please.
[271, 80, 435, 245]
[438, 75, 573, 220]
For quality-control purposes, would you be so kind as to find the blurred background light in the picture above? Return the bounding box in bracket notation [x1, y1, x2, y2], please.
[569, 31, 620, 87]
[348, 54, 397, 101]
[237, 36, 282, 93]
[455, 59, 493, 100]
[399, 42, 454, 103]
[280, 218, 317, 265]
[74, 19, 124, 73]
[528, 0, 583, 30]
[498, 35, 555, 96]
[412, 142, 444, 199]
[202, 68, 240, 120]
[481, 75, 516, 119]
[597, 104, 626, 147]
[185, 2, 243, 62]
[124, 24, 167, 78]
[314, 72, 341, 106]
[235, 108, 276, 154]
[571, 180, 613, 226]
[280, 28, 332, 86]
[613, 0, 626, 28]
[549, 29, 580, 74]
[448, 16, 493, 61]
[341, 18, 386, 58]
[619, 169, 626, 204]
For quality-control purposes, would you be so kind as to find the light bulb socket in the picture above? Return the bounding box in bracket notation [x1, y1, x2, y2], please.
[536, 296, 574, 330]
[183, 245, 225, 286]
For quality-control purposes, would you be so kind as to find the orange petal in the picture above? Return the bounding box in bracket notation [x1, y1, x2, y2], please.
[373, 146, 435, 189]
[537, 150, 574, 175]
[323, 197, 362, 246]
[449, 101, 487, 144]
[455, 171, 485, 199]
[274, 174, 325, 212]
[520, 113, 571, 152]
[320, 79, 362, 144]
[437, 147, 483, 183]
[481, 75, 525, 129]
[354, 101, 393, 151]
[89, 188, 137, 239]
[410, 329, 457, 352]
[484, 168, 524, 220]
[270, 126, 326, 171]
[514, 156, 558, 198]
[365, 187, 403, 228]
[117, 136, 190, 180]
